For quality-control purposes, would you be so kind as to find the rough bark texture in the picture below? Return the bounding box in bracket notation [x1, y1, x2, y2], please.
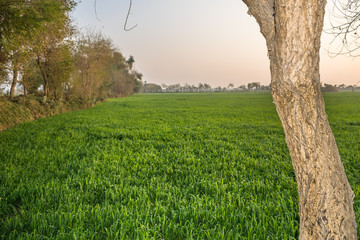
[10, 60, 19, 99]
[243, 0, 358, 239]
[37, 56, 49, 97]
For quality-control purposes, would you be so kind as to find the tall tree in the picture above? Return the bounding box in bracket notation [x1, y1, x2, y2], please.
[242, 0, 357, 238]
[126, 55, 135, 70]
[7, 31, 37, 99]
[44, 44, 74, 100]
[1, 0, 42, 97]
[20, 58, 43, 96]
[109, 52, 143, 97]
[0, 0, 76, 99]
[72, 30, 113, 103]
[0, 0, 40, 70]
[9, 52, 20, 98]
[32, 0, 76, 99]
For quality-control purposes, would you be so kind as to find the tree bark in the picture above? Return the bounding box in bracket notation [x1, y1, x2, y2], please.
[37, 56, 49, 97]
[23, 84, 27, 96]
[243, 0, 357, 238]
[10, 60, 19, 99]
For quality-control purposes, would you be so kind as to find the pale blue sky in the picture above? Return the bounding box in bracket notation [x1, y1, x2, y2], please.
[72, 0, 360, 87]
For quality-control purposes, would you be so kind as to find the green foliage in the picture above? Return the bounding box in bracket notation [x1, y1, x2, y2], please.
[0, 0, 141, 103]
[1, 92, 359, 239]
[0, 0, 76, 60]
[32, 0, 76, 99]
[0, 0, 43, 46]
[43, 43, 74, 100]
[21, 59, 43, 95]
[1, 0, 77, 99]
[72, 30, 113, 103]
[108, 52, 143, 98]
[322, 83, 338, 92]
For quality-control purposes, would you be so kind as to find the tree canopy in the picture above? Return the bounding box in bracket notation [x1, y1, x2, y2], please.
[0, 0, 143, 103]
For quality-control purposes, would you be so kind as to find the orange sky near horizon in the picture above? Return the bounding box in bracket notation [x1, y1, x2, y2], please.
[73, 0, 360, 88]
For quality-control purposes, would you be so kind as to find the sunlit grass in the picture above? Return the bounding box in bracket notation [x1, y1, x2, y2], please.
[1, 92, 359, 239]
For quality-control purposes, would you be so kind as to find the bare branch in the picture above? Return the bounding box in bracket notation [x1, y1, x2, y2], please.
[94, 0, 101, 21]
[326, 0, 360, 56]
[124, 0, 137, 31]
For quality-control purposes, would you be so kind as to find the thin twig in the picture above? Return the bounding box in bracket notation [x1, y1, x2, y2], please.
[94, 0, 101, 21]
[124, 0, 137, 31]
[326, 0, 360, 56]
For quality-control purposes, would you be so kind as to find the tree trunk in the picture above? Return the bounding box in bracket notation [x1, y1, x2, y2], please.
[37, 56, 49, 98]
[10, 60, 19, 99]
[23, 85, 27, 96]
[243, 0, 357, 238]
[44, 80, 49, 97]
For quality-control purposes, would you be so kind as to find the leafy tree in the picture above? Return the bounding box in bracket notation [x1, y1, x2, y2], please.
[72, 30, 113, 103]
[239, 85, 247, 91]
[131, 70, 143, 93]
[0, 0, 43, 73]
[20, 58, 43, 96]
[32, 0, 76, 99]
[8, 33, 39, 98]
[1, 0, 42, 98]
[44, 44, 74, 100]
[109, 52, 143, 97]
[126, 55, 135, 70]
[322, 83, 339, 92]
[247, 82, 260, 91]
[9, 52, 21, 98]
[109, 51, 128, 97]
[198, 83, 204, 91]
[167, 84, 181, 92]
[338, 83, 346, 89]
[203, 83, 211, 90]
[243, 0, 356, 238]
[0, 0, 75, 96]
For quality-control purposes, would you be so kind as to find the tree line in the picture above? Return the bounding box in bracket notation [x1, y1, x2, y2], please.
[0, 0, 142, 104]
[142, 82, 271, 93]
[144, 81, 357, 93]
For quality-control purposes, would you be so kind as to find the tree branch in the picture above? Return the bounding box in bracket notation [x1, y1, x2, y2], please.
[326, 0, 360, 56]
[94, 0, 101, 21]
[242, 0, 275, 50]
[124, 0, 137, 31]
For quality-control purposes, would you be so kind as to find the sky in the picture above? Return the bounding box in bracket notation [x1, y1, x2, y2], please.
[72, 0, 360, 88]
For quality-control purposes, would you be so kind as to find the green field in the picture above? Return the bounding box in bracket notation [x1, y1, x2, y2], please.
[1, 92, 360, 239]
